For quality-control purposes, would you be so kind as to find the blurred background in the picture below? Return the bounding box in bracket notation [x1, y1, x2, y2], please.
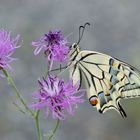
[0, 0, 140, 140]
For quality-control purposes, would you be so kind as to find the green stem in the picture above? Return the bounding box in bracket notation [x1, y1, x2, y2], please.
[2, 69, 42, 140]
[34, 110, 42, 140]
[45, 66, 49, 79]
[2, 69, 34, 116]
[48, 119, 60, 140]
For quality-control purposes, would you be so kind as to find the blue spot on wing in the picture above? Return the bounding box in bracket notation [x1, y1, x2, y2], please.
[110, 76, 119, 85]
[109, 67, 119, 76]
[98, 91, 106, 107]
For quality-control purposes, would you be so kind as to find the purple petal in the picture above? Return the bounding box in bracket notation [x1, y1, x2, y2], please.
[34, 46, 44, 55]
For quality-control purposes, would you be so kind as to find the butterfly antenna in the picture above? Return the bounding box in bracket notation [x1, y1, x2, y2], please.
[77, 25, 84, 44]
[77, 22, 90, 44]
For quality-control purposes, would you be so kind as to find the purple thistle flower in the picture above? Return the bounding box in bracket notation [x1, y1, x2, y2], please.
[32, 30, 69, 67]
[0, 29, 20, 70]
[31, 75, 84, 120]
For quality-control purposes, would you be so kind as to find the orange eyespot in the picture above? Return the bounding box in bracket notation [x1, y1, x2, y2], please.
[89, 97, 98, 106]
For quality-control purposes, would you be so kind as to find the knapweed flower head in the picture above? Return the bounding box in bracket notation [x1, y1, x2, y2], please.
[31, 75, 84, 120]
[0, 29, 20, 70]
[32, 30, 69, 66]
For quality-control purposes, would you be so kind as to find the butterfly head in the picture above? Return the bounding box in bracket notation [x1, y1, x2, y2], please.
[69, 22, 90, 61]
[70, 43, 80, 51]
[68, 43, 80, 61]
